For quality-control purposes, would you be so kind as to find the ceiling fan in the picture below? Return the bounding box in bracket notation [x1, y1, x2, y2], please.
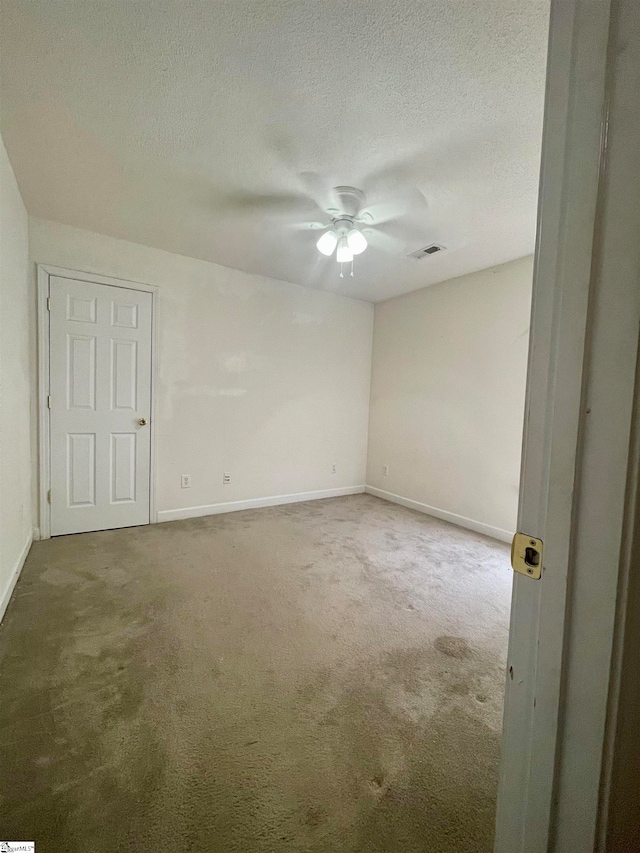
[310, 187, 374, 278]
[302, 185, 425, 278]
[214, 179, 431, 278]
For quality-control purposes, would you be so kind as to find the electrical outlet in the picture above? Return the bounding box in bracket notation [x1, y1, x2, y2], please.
[382, 464, 389, 477]
[181, 474, 191, 488]
[332, 463, 337, 474]
[223, 472, 231, 485]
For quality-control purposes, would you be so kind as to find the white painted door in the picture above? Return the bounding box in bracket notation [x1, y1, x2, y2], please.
[49, 276, 153, 535]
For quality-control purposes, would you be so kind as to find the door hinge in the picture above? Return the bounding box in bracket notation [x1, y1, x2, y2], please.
[47, 395, 52, 409]
[47, 489, 51, 504]
[46, 296, 51, 311]
[511, 533, 543, 579]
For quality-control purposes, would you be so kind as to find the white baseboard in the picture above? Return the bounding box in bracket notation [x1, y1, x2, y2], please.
[365, 485, 513, 543]
[157, 485, 366, 523]
[0, 532, 33, 625]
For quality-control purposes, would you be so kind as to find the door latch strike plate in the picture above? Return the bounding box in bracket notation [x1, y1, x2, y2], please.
[511, 533, 543, 579]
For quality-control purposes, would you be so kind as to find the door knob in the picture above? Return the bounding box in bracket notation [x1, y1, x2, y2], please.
[138, 417, 148, 426]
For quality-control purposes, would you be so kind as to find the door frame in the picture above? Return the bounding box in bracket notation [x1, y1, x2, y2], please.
[37, 264, 159, 539]
[495, 0, 640, 849]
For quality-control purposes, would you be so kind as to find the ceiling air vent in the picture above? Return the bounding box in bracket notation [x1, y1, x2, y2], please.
[408, 244, 446, 260]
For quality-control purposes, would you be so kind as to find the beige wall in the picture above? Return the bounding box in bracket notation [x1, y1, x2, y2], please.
[29, 219, 373, 521]
[0, 136, 32, 615]
[366, 256, 533, 540]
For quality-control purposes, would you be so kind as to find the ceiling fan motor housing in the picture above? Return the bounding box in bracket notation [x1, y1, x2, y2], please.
[331, 186, 365, 218]
[333, 216, 355, 234]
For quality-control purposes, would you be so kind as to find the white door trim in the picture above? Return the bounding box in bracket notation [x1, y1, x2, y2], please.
[37, 264, 159, 539]
[495, 2, 612, 847]
[495, 0, 640, 849]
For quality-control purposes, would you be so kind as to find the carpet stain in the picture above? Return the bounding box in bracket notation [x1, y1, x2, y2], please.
[434, 635, 472, 659]
[0, 494, 511, 852]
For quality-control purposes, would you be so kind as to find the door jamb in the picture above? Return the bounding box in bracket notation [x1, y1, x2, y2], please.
[37, 263, 159, 539]
[495, 2, 612, 846]
[495, 0, 640, 849]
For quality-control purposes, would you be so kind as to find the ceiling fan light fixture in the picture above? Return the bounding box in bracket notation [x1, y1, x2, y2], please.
[336, 235, 353, 264]
[316, 229, 338, 256]
[347, 229, 367, 255]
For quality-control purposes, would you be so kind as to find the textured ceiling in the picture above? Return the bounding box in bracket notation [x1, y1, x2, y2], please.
[0, 1, 549, 302]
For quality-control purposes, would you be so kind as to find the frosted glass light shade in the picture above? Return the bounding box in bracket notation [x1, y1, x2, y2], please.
[336, 236, 353, 263]
[316, 230, 338, 256]
[347, 229, 368, 255]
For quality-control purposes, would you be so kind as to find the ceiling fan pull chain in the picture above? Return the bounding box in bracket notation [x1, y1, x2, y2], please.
[339, 262, 344, 279]
[350, 259, 354, 277]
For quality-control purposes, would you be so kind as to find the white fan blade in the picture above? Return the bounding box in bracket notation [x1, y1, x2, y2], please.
[287, 221, 326, 231]
[359, 188, 428, 226]
[364, 228, 407, 254]
[215, 191, 324, 219]
[298, 171, 335, 212]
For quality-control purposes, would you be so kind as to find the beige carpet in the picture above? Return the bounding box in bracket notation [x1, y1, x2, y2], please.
[0, 494, 512, 852]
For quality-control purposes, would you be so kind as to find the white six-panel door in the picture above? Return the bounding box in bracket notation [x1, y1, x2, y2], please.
[49, 276, 152, 535]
